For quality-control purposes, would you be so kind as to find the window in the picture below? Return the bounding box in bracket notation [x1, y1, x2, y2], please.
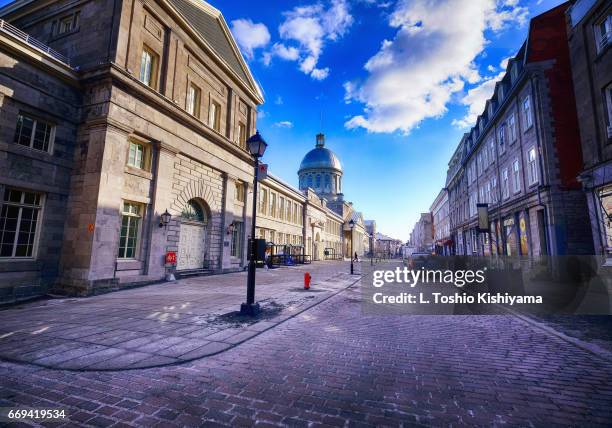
[315, 175, 321, 188]
[492, 177, 498, 203]
[307, 175, 313, 188]
[605, 83, 612, 138]
[502, 168, 510, 199]
[238, 122, 247, 148]
[186, 83, 201, 117]
[0, 189, 43, 258]
[230, 221, 243, 258]
[489, 139, 495, 164]
[53, 11, 80, 36]
[139, 47, 159, 89]
[118, 202, 142, 259]
[14, 113, 54, 153]
[522, 96, 533, 129]
[508, 114, 517, 143]
[259, 189, 267, 215]
[235, 181, 245, 203]
[127, 141, 146, 169]
[486, 181, 491, 203]
[528, 147, 538, 185]
[512, 159, 521, 194]
[269, 193, 276, 218]
[483, 147, 488, 168]
[595, 14, 612, 53]
[209, 101, 221, 132]
[279, 197, 285, 220]
[498, 124, 506, 154]
[286, 199, 291, 221]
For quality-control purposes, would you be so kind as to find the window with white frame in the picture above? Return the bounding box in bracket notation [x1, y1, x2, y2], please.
[139, 46, 159, 89]
[238, 122, 247, 148]
[528, 147, 538, 185]
[508, 113, 517, 142]
[118, 201, 143, 259]
[0, 188, 43, 258]
[498, 124, 506, 154]
[209, 100, 221, 132]
[594, 14, 612, 53]
[512, 159, 521, 193]
[186, 83, 201, 117]
[489, 139, 495, 164]
[127, 141, 148, 170]
[522, 96, 533, 129]
[483, 146, 488, 167]
[477, 152, 483, 175]
[502, 168, 510, 199]
[486, 181, 491, 203]
[479, 186, 484, 203]
[14, 113, 54, 153]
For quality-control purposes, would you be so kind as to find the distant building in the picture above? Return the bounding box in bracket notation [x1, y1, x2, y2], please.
[430, 189, 451, 255]
[567, 0, 612, 260]
[374, 232, 402, 258]
[410, 213, 433, 253]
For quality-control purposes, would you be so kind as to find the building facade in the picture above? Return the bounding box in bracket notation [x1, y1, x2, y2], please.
[567, 0, 612, 260]
[410, 213, 433, 253]
[430, 189, 451, 255]
[445, 2, 594, 258]
[0, 0, 368, 304]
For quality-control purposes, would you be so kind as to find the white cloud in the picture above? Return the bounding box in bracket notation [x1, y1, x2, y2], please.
[274, 95, 284, 105]
[344, 0, 529, 134]
[266, 0, 353, 80]
[452, 71, 505, 128]
[257, 109, 267, 119]
[499, 56, 511, 70]
[230, 19, 271, 60]
[274, 121, 294, 128]
[487, 64, 496, 72]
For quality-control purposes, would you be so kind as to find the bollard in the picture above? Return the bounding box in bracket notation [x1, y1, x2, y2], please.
[304, 272, 311, 290]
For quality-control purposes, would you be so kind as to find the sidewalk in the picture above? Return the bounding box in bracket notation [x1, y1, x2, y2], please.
[0, 261, 360, 371]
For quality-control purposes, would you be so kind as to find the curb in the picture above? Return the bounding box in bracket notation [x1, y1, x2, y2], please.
[498, 305, 612, 363]
[0, 275, 363, 373]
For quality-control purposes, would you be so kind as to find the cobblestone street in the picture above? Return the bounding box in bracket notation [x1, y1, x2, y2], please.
[1, 264, 612, 427]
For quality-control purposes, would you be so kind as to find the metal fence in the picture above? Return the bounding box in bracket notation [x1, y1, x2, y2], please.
[0, 19, 71, 66]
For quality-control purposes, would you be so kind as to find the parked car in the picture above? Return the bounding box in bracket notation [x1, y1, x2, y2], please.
[407, 252, 431, 269]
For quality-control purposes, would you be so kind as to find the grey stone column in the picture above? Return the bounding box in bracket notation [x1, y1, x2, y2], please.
[219, 172, 235, 271]
[145, 141, 179, 278]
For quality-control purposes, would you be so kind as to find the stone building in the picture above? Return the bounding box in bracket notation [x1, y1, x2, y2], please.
[0, 0, 265, 300]
[0, 0, 372, 303]
[298, 133, 369, 258]
[430, 189, 451, 255]
[373, 232, 402, 258]
[410, 213, 433, 253]
[567, 0, 612, 261]
[445, 2, 594, 258]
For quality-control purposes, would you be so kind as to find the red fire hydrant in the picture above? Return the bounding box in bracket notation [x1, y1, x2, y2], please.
[304, 272, 311, 290]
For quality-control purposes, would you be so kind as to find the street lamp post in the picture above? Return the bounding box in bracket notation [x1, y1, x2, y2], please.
[240, 131, 267, 316]
[349, 219, 355, 275]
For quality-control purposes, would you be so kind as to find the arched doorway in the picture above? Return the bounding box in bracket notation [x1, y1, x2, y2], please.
[177, 199, 209, 270]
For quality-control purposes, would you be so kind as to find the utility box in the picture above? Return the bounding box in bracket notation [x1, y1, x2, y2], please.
[247, 239, 267, 262]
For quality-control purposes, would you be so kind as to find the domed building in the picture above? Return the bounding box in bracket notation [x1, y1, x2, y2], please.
[298, 133, 343, 201]
[297, 133, 372, 259]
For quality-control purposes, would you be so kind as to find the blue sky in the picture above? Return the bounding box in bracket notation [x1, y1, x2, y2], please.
[0, 0, 565, 240]
[219, 0, 566, 241]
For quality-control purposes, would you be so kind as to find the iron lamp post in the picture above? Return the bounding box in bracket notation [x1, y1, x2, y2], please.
[349, 219, 355, 275]
[240, 131, 267, 316]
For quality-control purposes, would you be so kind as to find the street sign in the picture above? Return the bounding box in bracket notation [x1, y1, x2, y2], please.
[257, 163, 268, 181]
[165, 251, 177, 266]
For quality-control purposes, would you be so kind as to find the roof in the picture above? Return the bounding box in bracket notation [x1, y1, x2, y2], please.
[167, 0, 263, 102]
[299, 147, 343, 173]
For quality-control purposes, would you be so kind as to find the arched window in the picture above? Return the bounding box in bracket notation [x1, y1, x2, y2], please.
[324, 174, 331, 189]
[307, 175, 313, 187]
[181, 199, 206, 222]
[315, 175, 321, 188]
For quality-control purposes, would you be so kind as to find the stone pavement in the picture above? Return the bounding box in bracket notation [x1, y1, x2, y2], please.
[0, 261, 360, 370]
[0, 282, 611, 427]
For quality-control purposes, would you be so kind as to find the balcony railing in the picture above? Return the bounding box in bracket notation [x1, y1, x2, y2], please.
[0, 19, 71, 66]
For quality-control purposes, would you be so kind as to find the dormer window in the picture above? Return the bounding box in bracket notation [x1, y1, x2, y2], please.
[51, 11, 80, 37]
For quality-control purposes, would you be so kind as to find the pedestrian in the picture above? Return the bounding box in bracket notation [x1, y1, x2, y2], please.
[354, 252, 359, 263]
